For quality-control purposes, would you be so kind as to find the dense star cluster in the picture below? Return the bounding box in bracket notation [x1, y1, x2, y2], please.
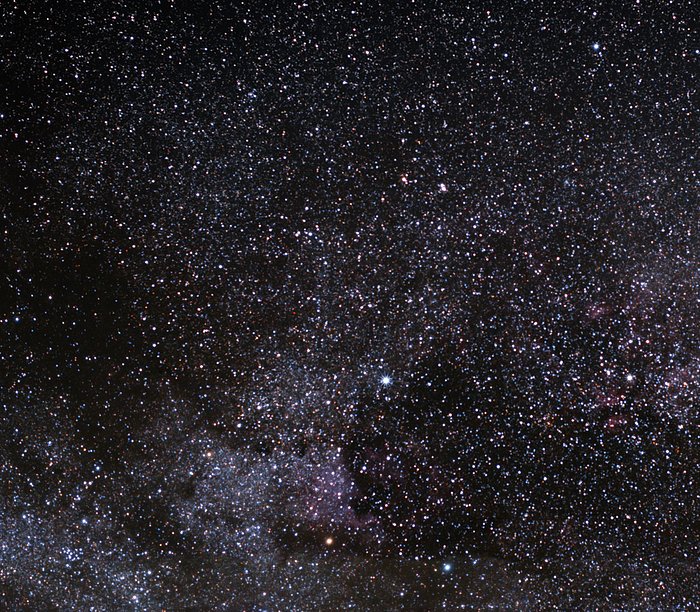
[1, 0, 699, 609]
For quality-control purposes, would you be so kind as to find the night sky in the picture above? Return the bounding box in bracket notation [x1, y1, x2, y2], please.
[1, 1, 699, 609]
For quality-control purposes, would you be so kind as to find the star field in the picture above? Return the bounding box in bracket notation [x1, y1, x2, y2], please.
[1, 1, 699, 609]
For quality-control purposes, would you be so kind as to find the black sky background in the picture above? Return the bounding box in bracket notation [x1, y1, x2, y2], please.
[1, 1, 699, 609]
